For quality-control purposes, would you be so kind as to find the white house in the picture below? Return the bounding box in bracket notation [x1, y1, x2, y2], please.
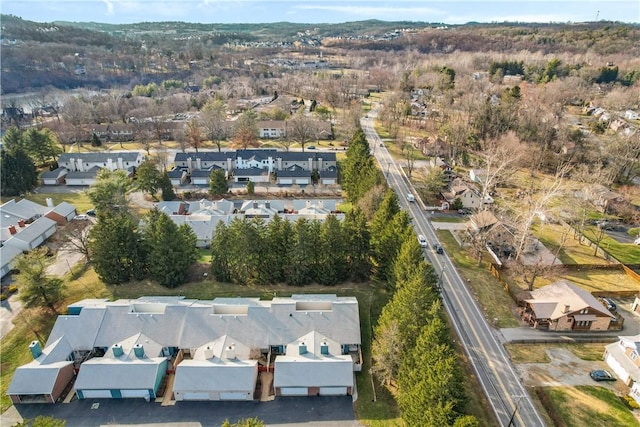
[9, 295, 361, 403]
[41, 167, 68, 186]
[625, 110, 639, 120]
[604, 335, 640, 387]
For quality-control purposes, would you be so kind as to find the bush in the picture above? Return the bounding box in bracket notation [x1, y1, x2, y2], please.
[622, 395, 640, 409]
[8, 285, 17, 293]
[0, 293, 7, 301]
[629, 228, 640, 238]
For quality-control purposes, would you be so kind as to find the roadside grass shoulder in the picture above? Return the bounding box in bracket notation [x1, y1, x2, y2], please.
[505, 343, 607, 364]
[436, 230, 520, 327]
[545, 386, 637, 427]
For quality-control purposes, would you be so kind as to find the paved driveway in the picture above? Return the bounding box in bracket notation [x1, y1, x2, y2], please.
[4, 397, 360, 427]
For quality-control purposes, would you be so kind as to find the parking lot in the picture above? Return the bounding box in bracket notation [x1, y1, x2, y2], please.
[4, 396, 360, 427]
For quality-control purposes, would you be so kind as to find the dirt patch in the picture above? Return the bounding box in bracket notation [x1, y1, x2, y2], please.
[514, 348, 628, 394]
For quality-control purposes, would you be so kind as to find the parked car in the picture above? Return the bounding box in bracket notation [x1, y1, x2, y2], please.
[407, 193, 415, 203]
[86, 209, 96, 217]
[418, 235, 428, 248]
[600, 297, 617, 312]
[590, 370, 616, 382]
[434, 244, 444, 254]
[307, 145, 316, 150]
[74, 214, 89, 221]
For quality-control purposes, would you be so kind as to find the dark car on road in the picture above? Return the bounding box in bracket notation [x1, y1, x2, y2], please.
[590, 370, 616, 382]
[600, 297, 617, 312]
[434, 244, 444, 254]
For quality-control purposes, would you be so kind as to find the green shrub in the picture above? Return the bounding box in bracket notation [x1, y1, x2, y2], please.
[629, 228, 640, 238]
[7, 285, 17, 293]
[0, 294, 7, 301]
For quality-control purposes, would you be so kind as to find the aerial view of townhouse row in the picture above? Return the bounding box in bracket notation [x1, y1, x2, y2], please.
[1, 9, 640, 427]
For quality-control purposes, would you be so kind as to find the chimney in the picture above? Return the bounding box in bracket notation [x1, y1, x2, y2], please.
[308, 158, 313, 171]
[46, 197, 54, 208]
[8, 225, 17, 235]
[187, 157, 193, 172]
[29, 340, 42, 359]
[226, 344, 236, 360]
[107, 158, 114, 171]
[76, 158, 83, 172]
[318, 157, 323, 170]
[133, 344, 145, 358]
[320, 341, 329, 355]
[112, 343, 124, 357]
[203, 345, 214, 360]
[117, 157, 124, 170]
[564, 305, 571, 313]
[265, 202, 270, 210]
[18, 219, 25, 227]
[196, 157, 202, 170]
[298, 342, 307, 355]
[227, 157, 233, 171]
[252, 202, 258, 209]
[69, 157, 75, 171]
[277, 157, 282, 171]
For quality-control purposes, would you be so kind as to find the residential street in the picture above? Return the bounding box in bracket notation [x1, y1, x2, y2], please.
[361, 110, 547, 427]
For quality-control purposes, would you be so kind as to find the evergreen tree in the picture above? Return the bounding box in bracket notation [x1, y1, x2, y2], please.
[209, 169, 229, 196]
[0, 147, 38, 196]
[391, 234, 426, 289]
[287, 218, 315, 286]
[1, 126, 23, 153]
[22, 127, 62, 166]
[261, 215, 292, 283]
[136, 160, 163, 200]
[343, 208, 371, 281]
[91, 133, 102, 147]
[371, 319, 403, 386]
[227, 218, 264, 284]
[142, 210, 197, 288]
[372, 210, 412, 282]
[210, 221, 232, 282]
[398, 313, 465, 427]
[89, 211, 146, 284]
[246, 180, 255, 195]
[317, 215, 347, 285]
[159, 172, 176, 201]
[13, 248, 66, 314]
[340, 128, 381, 203]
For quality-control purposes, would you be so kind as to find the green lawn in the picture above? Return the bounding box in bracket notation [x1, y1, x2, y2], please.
[505, 343, 607, 364]
[532, 223, 611, 265]
[437, 230, 520, 327]
[2, 192, 94, 214]
[545, 386, 638, 427]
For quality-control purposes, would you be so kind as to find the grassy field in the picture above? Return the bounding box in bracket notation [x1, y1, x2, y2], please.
[545, 386, 638, 427]
[437, 230, 520, 327]
[1, 191, 94, 214]
[533, 223, 613, 265]
[504, 343, 606, 364]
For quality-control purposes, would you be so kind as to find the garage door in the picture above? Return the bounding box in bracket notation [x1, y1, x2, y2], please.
[280, 387, 308, 396]
[31, 236, 44, 248]
[279, 178, 293, 185]
[319, 387, 347, 395]
[81, 390, 112, 398]
[605, 354, 629, 383]
[295, 178, 309, 185]
[181, 392, 210, 400]
[121, 390, 150, 399]
[220, 392, 249, 400]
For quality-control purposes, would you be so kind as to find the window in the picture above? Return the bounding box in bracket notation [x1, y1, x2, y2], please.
[580, 308, 588, 314]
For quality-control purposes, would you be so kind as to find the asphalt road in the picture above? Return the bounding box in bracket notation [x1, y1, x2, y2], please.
[5, 396, 360, 427]
[361, 112, 546, 427]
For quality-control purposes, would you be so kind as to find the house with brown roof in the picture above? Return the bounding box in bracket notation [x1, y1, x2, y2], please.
[521, 280, 616, 331]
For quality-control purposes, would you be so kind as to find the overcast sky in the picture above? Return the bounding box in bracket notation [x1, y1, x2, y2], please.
[2, 0, 639, 25]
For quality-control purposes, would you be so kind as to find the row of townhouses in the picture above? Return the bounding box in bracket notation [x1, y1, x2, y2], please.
[42, 149, 338, 187]
[156, 199, 345, 248]
[8, 295, 361, 403]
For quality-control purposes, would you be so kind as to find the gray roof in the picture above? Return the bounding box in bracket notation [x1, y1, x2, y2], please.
[278, 168, 312, 178]
[7, 361, 73, 395]
[319, 169, 338, 179]
[1, 244, 23, 269]
[65, 166, 102, 179]
[41, 167, 68, 179]
[279, 151, 336, 162]
[9, 216, 57, 244]
[58, 151, 142, 164]
[0, 199, 48, 223]
[167, 169, 186, 179]
[190, 169, 216, 178]
[46, 295, 360, 352]
[235, 167, 269, 177]
[51, 202, 76, 217]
